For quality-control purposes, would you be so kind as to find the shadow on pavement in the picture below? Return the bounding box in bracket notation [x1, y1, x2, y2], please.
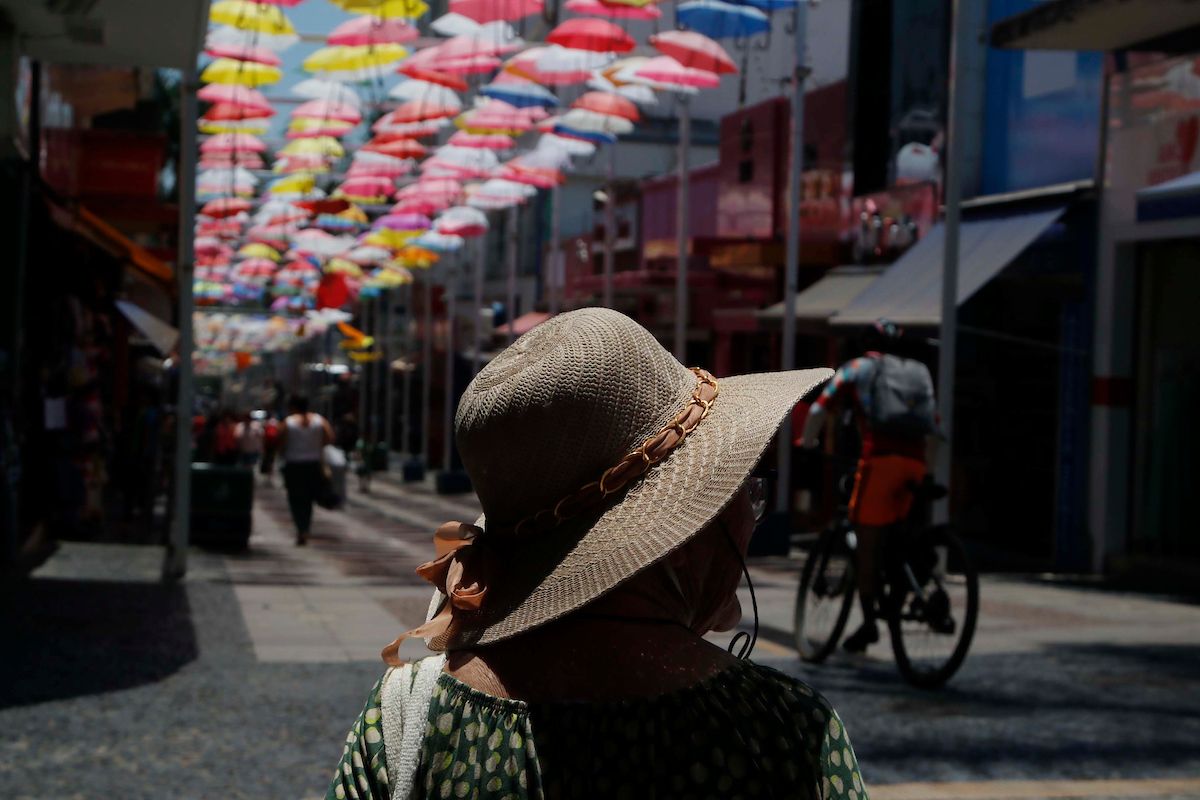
[0, 578, 198, 709]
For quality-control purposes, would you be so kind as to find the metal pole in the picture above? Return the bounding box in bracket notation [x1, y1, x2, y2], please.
[371, 295, 382, 443]
[420, 272, 433, 467]
[603, 145, 616, 309]
[775, 0, 809, 514]
[549, 185, 562, 313]
[399, 283, 412, 459]
[165, 67, 198, 581]
[936, 0, 971, 521]
[358, 300, 368, 443]
[442, 257, 457, 470]
[674, 95, 691, 360]
[383, 289, 395, 456]
[506, 205, 518, 342]
[472, 234, 484, 375]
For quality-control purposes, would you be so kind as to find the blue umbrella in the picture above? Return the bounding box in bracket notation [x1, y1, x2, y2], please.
[481, 81, 559, 109]
[733, 0, 796, 10]
[677, 0, 770, 38]
[553, 125, 617, 145]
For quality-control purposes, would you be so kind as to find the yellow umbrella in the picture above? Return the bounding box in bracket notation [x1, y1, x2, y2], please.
[287, 117, 356, 136]
[201, 58, 282, 87]
[237, 243, 281, 261]
[326, 258, 365, 278]
[349, 350, 384, 363]
[362, 229, 419, 250]
[279, 136, 345, 158]
[394, 246, 438, 268]
[333, 0, 429, 19]
[210, 0, 295, 34]
[269, 173, 316, 195]
[303, 44, 408, 73]
[370, 268, 412, 288]
[338, 205, 370, 224]
[199, 120, 269, 135]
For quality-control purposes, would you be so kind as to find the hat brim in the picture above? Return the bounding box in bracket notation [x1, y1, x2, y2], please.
[430, 367, 833, 650]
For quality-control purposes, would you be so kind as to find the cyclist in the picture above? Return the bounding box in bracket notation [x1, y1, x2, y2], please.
[800, 319, 938, 653]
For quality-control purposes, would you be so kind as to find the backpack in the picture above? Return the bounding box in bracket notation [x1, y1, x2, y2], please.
[867, 354, 937, 438]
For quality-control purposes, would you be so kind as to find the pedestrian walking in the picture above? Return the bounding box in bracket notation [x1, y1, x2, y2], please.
[326, 308, 866, 800]
[259, 415, 280, 486]
[278, 394, 333, 546]
[234, 411, 264, 471]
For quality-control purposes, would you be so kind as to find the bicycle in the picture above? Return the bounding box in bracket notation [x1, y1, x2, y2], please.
[793, 469, 979, 689]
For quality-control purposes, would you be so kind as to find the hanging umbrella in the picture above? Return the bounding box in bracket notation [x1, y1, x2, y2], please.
[201, 152, 266, 170]
[290, 78, 362, 107]
[332, 0, 430, 18]
[286, 119, 357, 139]
[336, 176, 397, 202]
[235, 257, 279, 276]
[571, 90, 641, 121]
[649, 30, 738, 74]
[197, 83, 273, 112]
[430, 12, 483, 36]
[373, 212, 432, 231]
[546, 18, 636, 52]
[328, 15, 419, 45]
[506, 46, 609, 85]
[395, 64, 470, 90]
[237, 243, 282, 261]
[563, 0, 661, 18]
[200, 58, 282, 87]
[363, 137, 428, 159]
[210, 0, 295, 35]
[449, 0, 542, 23]
[304, 44, 408, 73]
[347, 154, 414, 178]
[413, 230, 465, 251]
[203, 102, 274, 122]
[385, 99, 462, 124]
[346, 245, 394, 265]
[448, 131, 515, 149]
[480, 74, 559, 108]
[207, 24, 300, 53]
[435, 206, 489, 237]
[204, 42, 282, 66]
[676, 0, 770, 38]
[279, 136, 345, 158]
[496, 162, 564, 188]
[291, 99, 362, 124]
[391, 196, 452, 215]
[634, 56, 721, 89]
[200, 132, 267, 153]
[388, 80, 463, 107]
[558, 108, 634, 135]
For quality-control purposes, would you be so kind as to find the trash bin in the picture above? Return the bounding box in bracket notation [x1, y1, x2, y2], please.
[190, 463, 254, 550]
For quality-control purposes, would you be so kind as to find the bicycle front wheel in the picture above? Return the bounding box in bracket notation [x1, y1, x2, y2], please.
[794, 529, 856, 663]
[887, 527, 979, 688]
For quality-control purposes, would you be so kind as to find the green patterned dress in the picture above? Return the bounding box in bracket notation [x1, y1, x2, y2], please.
[326, 659, 867, 800]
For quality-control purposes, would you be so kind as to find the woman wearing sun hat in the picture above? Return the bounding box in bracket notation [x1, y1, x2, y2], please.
[325, 308, 867, 800]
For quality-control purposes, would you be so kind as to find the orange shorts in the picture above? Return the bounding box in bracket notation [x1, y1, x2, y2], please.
[848, 455, 927, 527]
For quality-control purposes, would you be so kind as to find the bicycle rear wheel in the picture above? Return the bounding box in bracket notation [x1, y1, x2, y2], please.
[887, 527, 979, 688]
[794, 528, 856, 663]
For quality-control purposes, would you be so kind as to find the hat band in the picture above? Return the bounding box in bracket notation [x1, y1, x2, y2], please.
[499, 366, 720, 538]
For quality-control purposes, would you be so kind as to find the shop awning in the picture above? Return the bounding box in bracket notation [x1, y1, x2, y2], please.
[116, 300, 179, 356]
[990, 0, 1200, 51]
[50, 202, 174, 285]
[1137, 170, 1200, 221]
[756, 266, 884, 324]
[832, 207, 1065, 327]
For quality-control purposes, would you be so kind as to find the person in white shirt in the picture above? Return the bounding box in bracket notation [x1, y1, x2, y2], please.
[277, 394, 333, 545]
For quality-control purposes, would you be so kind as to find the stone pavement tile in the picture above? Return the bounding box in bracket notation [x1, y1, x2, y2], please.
[31, 541, 166, 584]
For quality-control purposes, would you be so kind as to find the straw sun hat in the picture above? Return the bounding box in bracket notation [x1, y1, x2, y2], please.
[401, 307, 831, 653]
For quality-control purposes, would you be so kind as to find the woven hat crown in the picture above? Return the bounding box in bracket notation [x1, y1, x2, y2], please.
[455, 308, 696, 528]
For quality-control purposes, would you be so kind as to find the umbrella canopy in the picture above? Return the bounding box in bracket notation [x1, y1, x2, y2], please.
[413, 230, 465, 251]
[676, 0, 770, 38]
[328, 15, 419, 45]
[204, 42, 282, 65]
[237, 243, 282, 261]
[207, 24, 300, 52]
[203, 102, 274, 122]
[200, 132, 267, 153]
[200, 197, 253, 219]
[507, 45, 611, 85]
[395, 64, 470, 90]
[363, 137, 428, 159]
[386, 99, 462, 124]
[449, 0, 542, 23]
[279, 136, 345, 157]
[291, 99, 362, 124]
[210, 0, 295, 34]
[558, 107, 634, 135]
[563, 0, 661, 18]
[388, 80, 463, 107]
[290, 78, 362, 107]
[546, 18, 636, 53]
[435, 206, 489, 237]
[571, 90, 640, 121]
[304, 44, 408, 73]
[633, 56, 721, 89]
[332, 0, 429, 18]
[649, 30, 738, 74]
[448, 131, 515, 149]
[430, 12, 483, 36]
[336, 176, 397, 202]
[373, 212, 432, 230]
[198, 83, 273, 112]
[480, 74, 559, 108]
[201, 58, 282, 87]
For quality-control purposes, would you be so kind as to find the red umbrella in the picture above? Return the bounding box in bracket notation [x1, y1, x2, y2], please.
[200, 132, 267, 154]
[204, 42, 282, 66]
[547, 18, 636, 53]
[363, 138, 428, 159]
[200, 153, 265, 169]
[563, 0, 661, 19]
[450, 0, 542, 23]
[648, 30, 738, 75]
[448, 131, 516, 149]
[201, 197, 252, 218]
[203, 103, 274, 122]
[571, 91, 641, 122]
[395, 64, 469, 91]
[294, 198, 352, 215]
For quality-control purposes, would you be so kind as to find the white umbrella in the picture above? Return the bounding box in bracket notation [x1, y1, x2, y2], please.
[207, 24, 299, 53]
[290, 78, 362, 108]
[387, 80, 463, 108]
[558, 108, 635, 135]
[535, 45, 615, 74]
[430, 12, 482, 37]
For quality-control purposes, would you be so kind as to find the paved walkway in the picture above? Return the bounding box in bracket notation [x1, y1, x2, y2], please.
[3, 475, 1198, 799]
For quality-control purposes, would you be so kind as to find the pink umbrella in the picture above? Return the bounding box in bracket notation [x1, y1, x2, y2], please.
[450, 0, 542, 23]
[204, 42, 282, 66]
[200, 132, 267, 154]
[634, 56, 721, 89]
[563, 0, 661, 19]
[347, 159, 413, 179]
[391, 197, 453, 215]
[286, 122, 356, 139]
[384, 100, 461, 125]
[405, 44, 503, 75]
[327, 15, 419, 46]
[547, 18, 636, 53]
[292, 99, 362, 124]
[448, 131, 516, 149]
[397, 178, 463, 199]
[572, 90, 640, 121]
[200, 197, 253, 217]
[197, 84, 273, 113]
[373, 213, 432, 230]
[505, 46, 594, 86]
[270, 296, 291, 311]
[235, 258, 278, 276]
[200, 153, 265, 169]
[436, 206, 489, 237]
[649, 30, 738, 75]
[337, 176, 396, 200]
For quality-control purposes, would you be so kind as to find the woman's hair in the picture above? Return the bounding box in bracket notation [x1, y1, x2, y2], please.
[288, 394, 310, 414]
